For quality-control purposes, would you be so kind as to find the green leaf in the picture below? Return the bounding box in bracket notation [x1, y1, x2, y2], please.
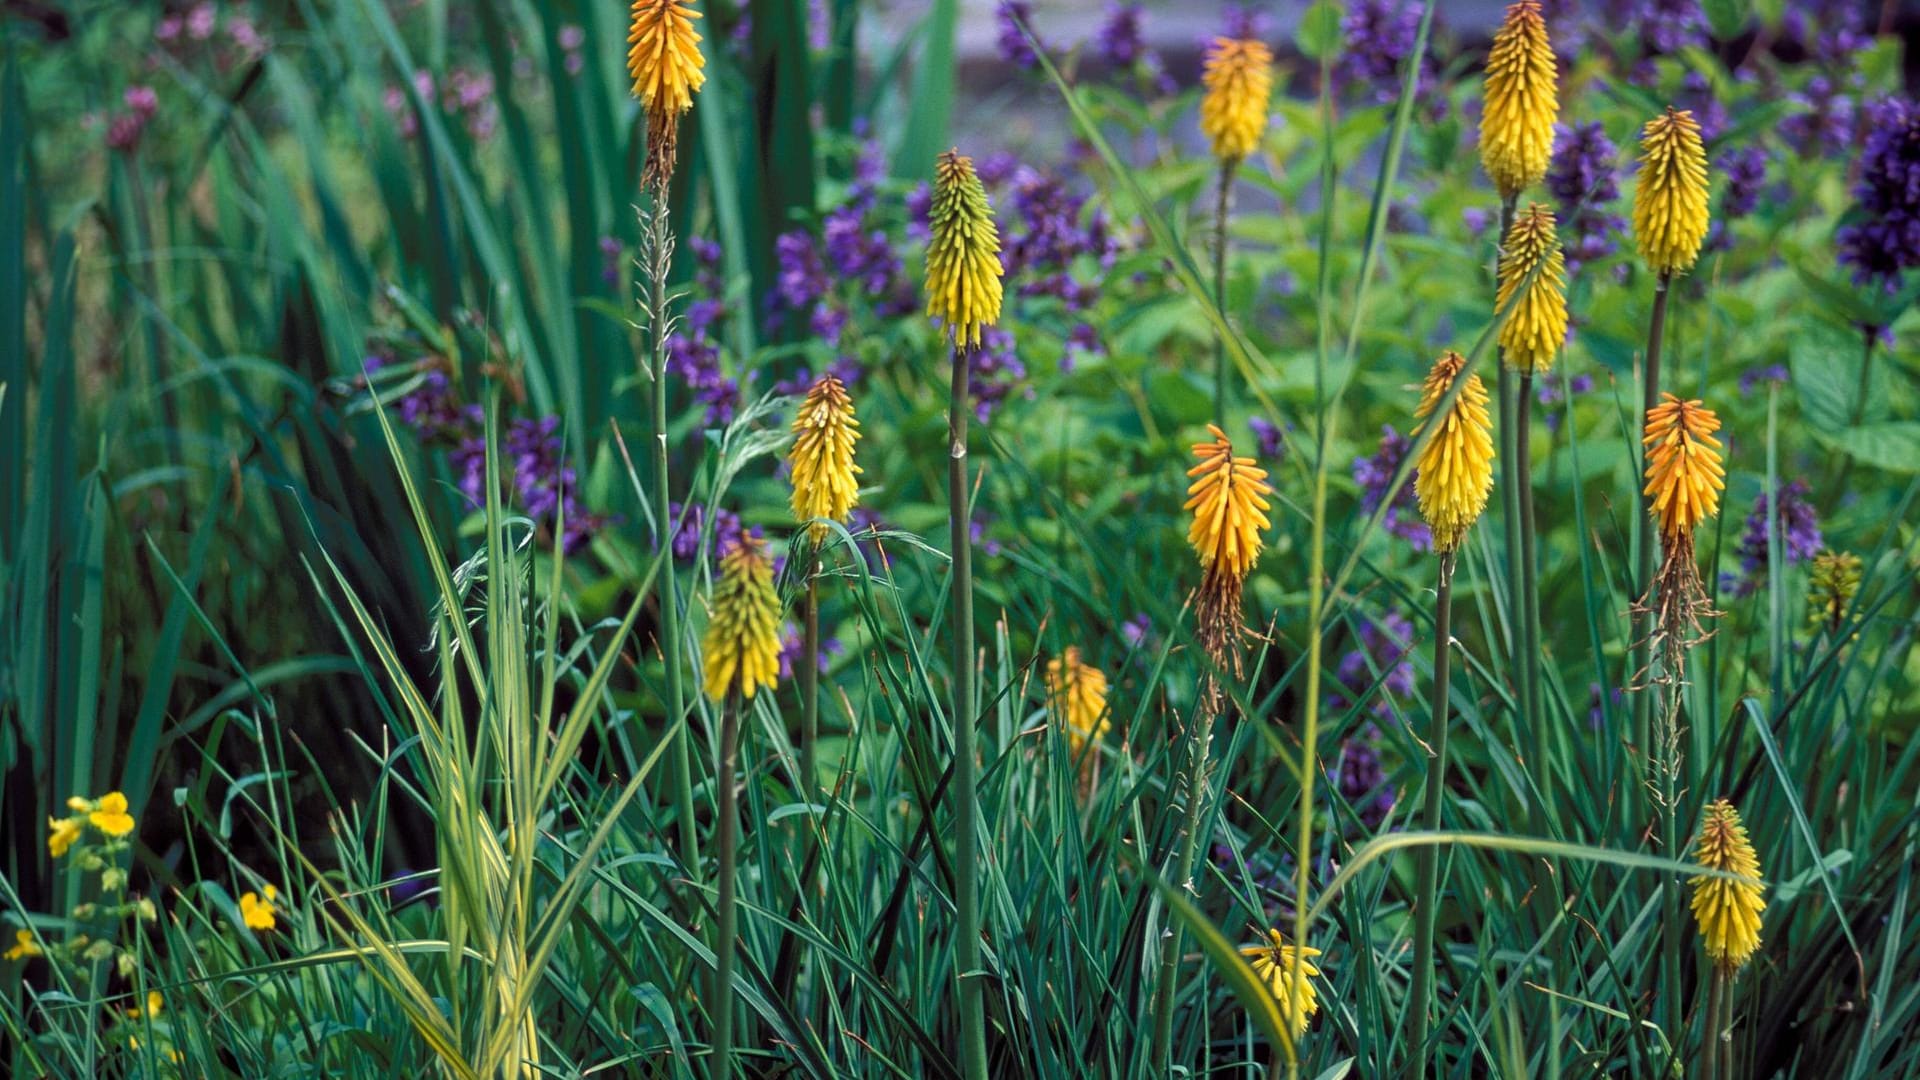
[1299, 2, 1346, 61]
[1825, 423, 1920, 473]
[1700, 0, 1748, 40]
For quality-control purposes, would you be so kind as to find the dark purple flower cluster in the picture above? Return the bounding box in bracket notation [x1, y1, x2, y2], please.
[1782, 7, 1874, 70]
[1730, 480, 1822, 596]
[668, 237, 740, 427]
[1625, 0, 1708, 56]
[1353, 426, 1432, 551]
[1546, 122, 1625, 276]
[1586, 682, 1623, 729]
[1837, 97, 1920, 293]
[1332, 0, 1444, 118]
[1719, 145, 1768, 220]
[1121, 612, 1152, 651]
[1782, 76, 1859, 157]
[996, 1, 1042, 69]
[1534, 370, 1594, 432]
[1248, 416, 1288, 462]
[1336, 725, 1397, 830]
[442, 415, 602, 551]
[670, 502, 744, 562]
[1094, 2, 1144, 66]
[778, 624, 845, 679]
[773, 141, 913, 374]
[104, 85, 161, 152]
[1000, 166, 1114, 355]
[969, 327, 1031, 423]
[1218, 4, 1269, 41]
[1739, 363, 1789, 396]
[1331, 610, 1415, 717]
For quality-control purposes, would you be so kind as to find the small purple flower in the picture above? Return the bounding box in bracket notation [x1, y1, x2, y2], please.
[599, 235, 624, 285]
[1731, 480, 1823, 596]
[1121, 612, 1151, 650]
[1094, 2, 1145, 66]
[1336, 725, 1397, 830]
[1331, 610, 1415, 717]
[1534, 370, 1592, 432]
[778, 624, 845, 678]
[1353, 426, 1432, 551]
[1837, 97, 1920, 293]
[1782, 76, 1858, 158]
[1219, 4, 1269, 41]
[1332, 0, 1443, 117]
[1719, 145, 1768, 221]
[1586, 682, 1623, 729]
[996, 1, 1041, 69]
[669, 502, 743, 562]
[1545, 121, 1625, 276]
[775, 230, 829, 311]
[1739, 364, 1789, 396]
[970, 327, 1030, 422]
[1461, 207, 1492, 235]
[1248, 416, 1287, 462]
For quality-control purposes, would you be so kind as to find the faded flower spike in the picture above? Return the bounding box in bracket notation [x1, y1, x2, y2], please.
[925, 150, 1005, 348]
[1044, 646, 1111, 758]
[1495, 203, 1568, 374]
[1633, 107, 1711, 276]
[1480, 1, 1558, 198]
[1689, 798, 1766, 971]
[1240, 930, 1322, 1040]
[1642, 394, 1725, 544]
[1200, 37, 1274, 165]
[1807, 550, 1864, 630]
[1185, 424, 1274, 659]
[789, 374, 862, 543]
[702, 535, 782, 701]
[1413, 351, 1496, 554]
[628, 0, 707, 187]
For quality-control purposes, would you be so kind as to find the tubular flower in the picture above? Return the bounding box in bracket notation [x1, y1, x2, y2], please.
[789, 374, 862, 542]
[1642, 394, 1724, 544]
[239, 885, 279, 932]
[1807, 550, 1863, 629]
[47, 815, 83, 858]
[1479, 1, 1558, 198]
[701, 535, 782, 701]
[1200, 38, 1274, 165]
[925, 150, 1005, 348]
[1240, 930, 1322, 1041]
[1689, 798, 1766, 971]
[1412, 351, 1495, 553]
[1185, 424, 1273, 660]
[1044, 646, 1110, 758]
[1633, 107, 1711, 276]
[5, 929, 41, 961]
[89, 792, 136, 837]
[1495, 203, 1568, 374]
[628, 0, 707, 187]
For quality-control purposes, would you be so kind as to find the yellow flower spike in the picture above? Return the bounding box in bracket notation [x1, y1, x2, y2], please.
[1044, 647, 1111, 758]
[1413, 351, 1496, 554]
[1185, 424, 1274, 662]
[1495, 203, 1568, 374]
[701, 535, 783, 701]
[1239, 930, 1322, 1040]
[1200, 37, 1274, 165]
[4, 929, 41, 961]
[1479, 1, 1558, 198]
[925, 149, 1005, 348]
[1633, 107, 1711, 276]
[1807, 550, 1864, 629]
[47, 815, 83, 858]
[1642, 394, 1725, 544]
[789, 374, 863, 543]
[1689, 798, 1766, 971]
[627, 0, 707, 187]
[239, 885, 279, 932]
[88, 792, 136, 838]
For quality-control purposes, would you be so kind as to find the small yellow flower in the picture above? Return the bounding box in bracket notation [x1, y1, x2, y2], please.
[701, 536, 783, 701]
[925, 149, 1005, 348]
[789, 374, 863, 543]
[628, 0, 707, 185]
[89, 791, 136, 837]
[1240, 929, 1322, 1040]
[1200, 38, 1274, 165]
[4, 929, 41, 961]
[1495, 203, 1568, 374]
[1642, 394, 1725, 544]
[239, 885, 279, 932]
[1479, 1, 1558, 198]
[1633, 107, 1711, 276]
[1689, 798, 1766, 971]
[1413, 351, 1496, 554]
[126, 990, 163, 1020]
[1044, 647, 1111, 758]
[48, 815, 84, 858]
[1807, 550, 1864, 629]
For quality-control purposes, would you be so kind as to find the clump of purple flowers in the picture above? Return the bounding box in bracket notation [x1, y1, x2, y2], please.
[1335, 725, 1397, 830]
[1782, 76, 1859, 158]
[995, 1, 1043, 69]
[447, 415, 602, 551]
[1545, 121, 1625, 276]
[670, 502, 745, 562]
[1534, 370, 1594, 432]
[1739, 364, 1789, 397]
[1353, 426, 1432, 551]
[1331, 610, 1415, 718]
[1729, 481, 1823, 597]
[1249, 416, 1288, 462]
[1837, 97, 1920, 293]
[1332, 0, 1444, 118]
[773, 140, 913, 372]
[104, 85, 161, 152]
[779, 625, 845, 679]
[669, 237, 741, 427]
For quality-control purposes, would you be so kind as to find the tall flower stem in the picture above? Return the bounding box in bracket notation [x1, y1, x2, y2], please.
[1658, 686, 1684, 1056]
[1150, 700, 1217, 1074]
[948, 343, 989, 1080]
[1702, 964, 1725, 1080]
[1516, 374, 1546, 789]
[1716, 968, 1737, 1080]
[1407, 553, 1456, 1080]
[713, 686, 743, 1078]
[801, 566, 821, 794]
[1212, 160, 1239, 425]
[1631, 273, 1671, 792]
[645, 189, 702, 877]
[1492, 194, 1521, 683]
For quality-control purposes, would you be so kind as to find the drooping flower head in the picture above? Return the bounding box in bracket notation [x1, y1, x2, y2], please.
[701, 535, 782, 701]
[925, 150, 1005, 348]
[1496, 203, 1568, 374]
[1479, 1, 1558, 198]
[788, 374, 862, 543]
[1044, 646, 1111, 759]
[1413, 351, 1495, 554]
[1689, 798, 1766, 971]
[1185, 424, 1273, 661]
[1239, 930, 1322, 1040]
[628, 0, 707, 187]
[1632, 107, 1711, 276]
[1642, 394, 1724, 545]
[1200, 37, 1274, 165]
[1807, 550, 1864, 631]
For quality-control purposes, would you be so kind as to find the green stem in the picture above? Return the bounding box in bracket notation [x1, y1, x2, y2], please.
[1212, 160, 1238, 425]
[1493, 196, 1520, 678]
[1406, 554, 1456, 1080]
[802, 568, 820, 795]
[1517, 373, 1546, 796]
[712, 686, 742, 1079]
[646, 188, 702, 877]
[1150, 701, 1218, 1074]
[1658, 688, 1684, 1063]
[1701, 963, 1724, 1080]
[1632, 275, 1671, 804]
[949, 342, 989, 1080]
[1717, 967, 1738, 1080]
